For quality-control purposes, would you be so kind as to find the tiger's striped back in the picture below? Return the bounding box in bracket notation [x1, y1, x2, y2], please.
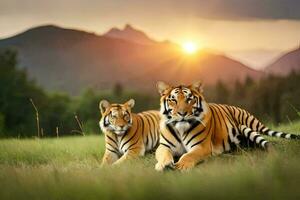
[201, 103, 300, 152]
[138, 111, 161, 152]
[208, 103, 266, 151]
[224, 104, 300, 139]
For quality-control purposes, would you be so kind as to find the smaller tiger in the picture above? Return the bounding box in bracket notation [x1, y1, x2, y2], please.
[99, 99, 160, 166]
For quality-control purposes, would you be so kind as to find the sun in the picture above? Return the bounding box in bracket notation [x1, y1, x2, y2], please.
[182, 41, 198, 54]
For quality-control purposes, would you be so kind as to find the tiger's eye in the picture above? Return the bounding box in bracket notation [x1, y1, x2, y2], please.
[186, 98, 193, 103]
[124, 115, 130, 121]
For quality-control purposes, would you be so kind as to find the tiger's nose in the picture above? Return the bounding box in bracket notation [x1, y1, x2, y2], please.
[178, 112, 187, 117]
[119, 125, 125, 129]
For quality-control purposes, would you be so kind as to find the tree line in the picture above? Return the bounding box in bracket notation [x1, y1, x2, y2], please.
[0, 50, 299, 137]
[206, 72, 300, 125]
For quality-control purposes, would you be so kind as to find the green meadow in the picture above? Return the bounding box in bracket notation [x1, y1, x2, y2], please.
[0, 122, 300, 200]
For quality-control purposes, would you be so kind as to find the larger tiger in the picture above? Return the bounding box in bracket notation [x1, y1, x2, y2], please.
[155, 81, 300, 171]
[99, 99, 160, 166]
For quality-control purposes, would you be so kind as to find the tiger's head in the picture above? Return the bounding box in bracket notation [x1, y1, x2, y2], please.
[99, 99, 135, 135]
[156, 81, 211, 126]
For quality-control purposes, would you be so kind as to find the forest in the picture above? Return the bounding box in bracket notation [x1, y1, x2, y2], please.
[1, 50, 299, 137]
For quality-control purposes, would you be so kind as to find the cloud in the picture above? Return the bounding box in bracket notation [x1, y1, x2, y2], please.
[1, 0, 300, 21]
[180, 0, 300, 20]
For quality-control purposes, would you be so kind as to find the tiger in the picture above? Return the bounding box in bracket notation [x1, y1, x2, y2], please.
[155, 81, 300, 171]
[99, 99, 160, 166]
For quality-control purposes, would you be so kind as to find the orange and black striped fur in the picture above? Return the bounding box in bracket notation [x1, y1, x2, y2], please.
[155, 81, 299, 171]
[99, 99, 160, 166]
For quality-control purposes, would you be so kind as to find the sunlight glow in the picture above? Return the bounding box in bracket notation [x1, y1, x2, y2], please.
[182, 41, 198, 54]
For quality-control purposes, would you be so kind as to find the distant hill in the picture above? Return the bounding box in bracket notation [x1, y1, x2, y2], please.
[265, 47, 300, 75]
[0, 24, 263, 95]
[226, 49, 283, 70]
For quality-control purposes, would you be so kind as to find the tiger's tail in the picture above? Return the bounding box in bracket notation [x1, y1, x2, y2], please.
[235, 108, 300, 140]
[259, 126, 300, 140]
[239, 125, 271, 150]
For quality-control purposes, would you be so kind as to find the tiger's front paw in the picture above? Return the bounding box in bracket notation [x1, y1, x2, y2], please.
[155, 160, 174, 171]
[175, 160, 195, 171]
[112, 158, 126, 166]
[155, 162, 165, 171]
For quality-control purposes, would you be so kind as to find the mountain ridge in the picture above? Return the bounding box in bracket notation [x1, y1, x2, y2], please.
[265, 47, 300, 75]
[0, 24, 263, 95]
[103, 24, 156, 45]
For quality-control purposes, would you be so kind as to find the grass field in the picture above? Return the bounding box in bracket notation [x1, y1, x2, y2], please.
[0, 122, 300, 200]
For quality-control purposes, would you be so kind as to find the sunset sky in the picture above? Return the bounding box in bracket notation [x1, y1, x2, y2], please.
[1, 0, 300, 68]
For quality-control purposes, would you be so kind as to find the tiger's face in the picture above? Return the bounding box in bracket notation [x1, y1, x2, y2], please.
[99, 99, 135, 135]
[157, 81, 210, 126]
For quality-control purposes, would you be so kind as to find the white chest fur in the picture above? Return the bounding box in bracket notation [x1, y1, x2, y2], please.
[174, 122, 195, 154]
[175, 122, 191, 137]
[115, 135, 124, 154]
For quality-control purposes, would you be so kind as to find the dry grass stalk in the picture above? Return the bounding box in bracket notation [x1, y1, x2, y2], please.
[41, 128, 44, 137]
[30, 98, 40, 138]
[74, 113, 85, 136]
[56, 126, 59, 138]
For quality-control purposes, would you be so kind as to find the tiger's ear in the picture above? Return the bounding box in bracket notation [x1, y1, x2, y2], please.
[156, 81, 170, 96]
[125, 99, 135, 109]
[99, 100, 110, 114]
[191, 81, 204, 93]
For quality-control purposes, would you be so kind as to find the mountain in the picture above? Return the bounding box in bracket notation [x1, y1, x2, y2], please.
[265, 47, 300, 75]
[103, 24, 155, 45]
[0, 24, 262, 95]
